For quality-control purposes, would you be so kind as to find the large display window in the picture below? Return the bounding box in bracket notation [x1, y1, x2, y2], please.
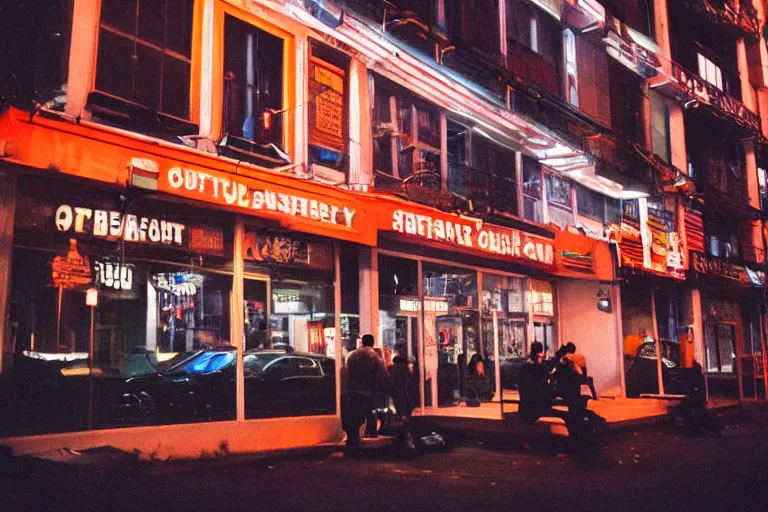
[242, 229, 337, 419]
[1, 178, 342, 437]
[4, 178, 236, 435]
[377, 251, 558, 413]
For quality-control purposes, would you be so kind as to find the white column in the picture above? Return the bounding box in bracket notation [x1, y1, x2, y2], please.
[65, 0, 101, 119]
[334, 242, 342, 418]
[232, 219, 245, 421]
[690, 288, 707, 399]
[358, 246, 378, 339]
[613, 283, 627, 398]
[295, 37, 309, 173]
[0, 171, 17, 374]
[198, 0, 216, 138]
[349, 58, 372, 189]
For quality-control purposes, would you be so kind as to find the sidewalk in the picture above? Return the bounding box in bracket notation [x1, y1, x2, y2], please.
[411, 392, 702, 438]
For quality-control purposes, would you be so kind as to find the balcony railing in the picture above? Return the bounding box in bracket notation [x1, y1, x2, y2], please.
[679, 0, 760, 40]
[447, 165, 517, 216]
[653, 61, 761, 134]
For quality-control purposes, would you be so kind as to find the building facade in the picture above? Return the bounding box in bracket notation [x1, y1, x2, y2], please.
[0, 0, 766, 455]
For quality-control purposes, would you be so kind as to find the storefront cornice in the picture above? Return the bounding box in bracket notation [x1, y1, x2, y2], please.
[0, 107, 377, 246]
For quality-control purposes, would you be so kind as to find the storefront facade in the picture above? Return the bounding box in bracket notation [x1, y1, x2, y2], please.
[0, 106, 376, 455]
[690, 252, 767, 402]
[356, 197, 620, 417]
[607, 193, 700, 400]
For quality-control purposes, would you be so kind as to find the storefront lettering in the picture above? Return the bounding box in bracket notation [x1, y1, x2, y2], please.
[398, 298, 449, 314]
[55, 204, 185, 246]
[167, 168, 356, 228]
[391, 209, 554, 267]
[691, 251, 766, 286]
[94, 261, 134, 291]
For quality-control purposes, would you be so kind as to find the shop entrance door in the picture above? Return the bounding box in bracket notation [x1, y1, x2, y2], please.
[394, 315, 420, 406]
[739, 354, 766, 400]
[705, 323, 739, 401]
[243, 278, 269, 351]
[434, 312, 479, 407]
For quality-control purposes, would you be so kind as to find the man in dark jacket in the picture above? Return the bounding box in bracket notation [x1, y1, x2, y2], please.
[518, 342, 551, 424]
[342, 334, 390, 452]
[388, 344, 412, 420]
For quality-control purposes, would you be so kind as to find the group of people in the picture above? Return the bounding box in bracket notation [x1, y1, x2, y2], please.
[519, 341, 603, 437]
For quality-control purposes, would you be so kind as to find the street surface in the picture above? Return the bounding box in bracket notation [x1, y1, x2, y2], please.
[2, 406, 768, 512]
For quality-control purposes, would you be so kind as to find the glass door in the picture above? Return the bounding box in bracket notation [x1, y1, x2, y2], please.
[422, 263, 478, 408]
[704, 323, 739, 401]
[244, 279, 269, 351]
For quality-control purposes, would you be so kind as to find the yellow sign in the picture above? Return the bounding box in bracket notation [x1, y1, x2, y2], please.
[308, 57, 345, 154]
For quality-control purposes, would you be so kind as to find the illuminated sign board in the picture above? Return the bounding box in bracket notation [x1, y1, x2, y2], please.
[390, 209, 555, 269]
[398, 298, 450, 314]
[165, 167, 356, 229]
[55, 204, 185, 246]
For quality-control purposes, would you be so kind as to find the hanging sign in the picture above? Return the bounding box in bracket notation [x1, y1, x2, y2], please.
[397, 297, 449, 314]
[308, 56, 345, 153]
[691, 251, 766, 286]
[389, 209, 555, 269]
[52, 239, 92, 288]
[669, 64, 761, 132]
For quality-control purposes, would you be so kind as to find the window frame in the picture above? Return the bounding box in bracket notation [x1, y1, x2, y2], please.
[94, 0, 201, 123]
[372, 76, 442, 179]
[213, 4, 296, 159]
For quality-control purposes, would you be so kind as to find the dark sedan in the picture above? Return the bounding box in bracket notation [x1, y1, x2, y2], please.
[111, 349, 335, 425]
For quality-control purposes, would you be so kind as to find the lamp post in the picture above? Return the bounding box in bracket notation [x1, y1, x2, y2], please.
[85, 287, 98, 430]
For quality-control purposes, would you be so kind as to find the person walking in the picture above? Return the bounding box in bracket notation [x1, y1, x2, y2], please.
[342, 334, 390, 453]
[518, 341, 552, 424]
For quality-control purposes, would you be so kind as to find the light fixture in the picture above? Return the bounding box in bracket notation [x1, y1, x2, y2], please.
[85, 288, 99, 307]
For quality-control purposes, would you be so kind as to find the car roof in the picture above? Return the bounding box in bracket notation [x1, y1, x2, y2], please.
[243, 350, 331, 360]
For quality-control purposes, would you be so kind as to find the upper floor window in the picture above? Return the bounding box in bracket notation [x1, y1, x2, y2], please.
[506, 0, 560, 67]
[445, 0, 500, 57]
[759, 167, 768, 212]
[576, 184, 620, 227]
[545, 172, 574, 228]
[1, 0, 73, 110]
[564, 29, 578, 107]
[522, 156, 543, 223]
[372, 76, 441, 180]
[96, 0, 194, 120]
[697, 52, 724, 91]
[599, 0, 653, 37]
[222, 15, 284, 150]
[446, 120, 517, 215]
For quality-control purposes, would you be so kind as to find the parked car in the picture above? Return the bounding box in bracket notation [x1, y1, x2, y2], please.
[111, 349, 335, 425]
[625, 341, 688, 398]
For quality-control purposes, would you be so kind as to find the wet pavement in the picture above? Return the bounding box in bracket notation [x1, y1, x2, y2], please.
[2, 405, 767, 512]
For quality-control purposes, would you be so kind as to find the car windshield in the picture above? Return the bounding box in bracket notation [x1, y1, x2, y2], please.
[154, 351, 203, 373]
[244, 353, 283, 373]
[183, 351, 236, 374]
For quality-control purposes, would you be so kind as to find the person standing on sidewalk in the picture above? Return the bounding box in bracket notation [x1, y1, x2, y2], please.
[563, 342, 597, 400]
[342, 334, 390, 453]
[519, 341, 552, 424]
